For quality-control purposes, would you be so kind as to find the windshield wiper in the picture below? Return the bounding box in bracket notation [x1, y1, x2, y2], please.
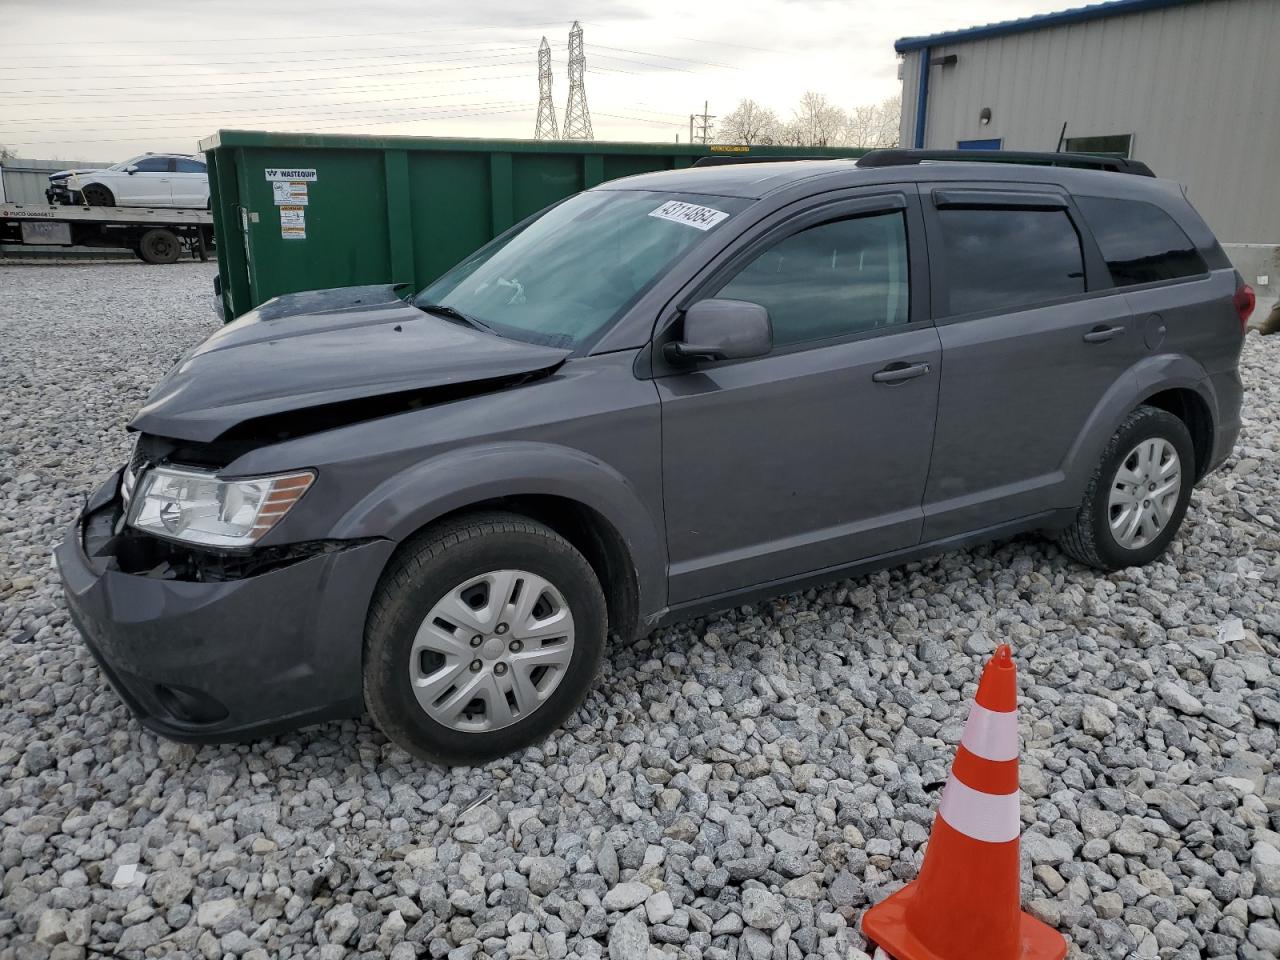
[416, 303, 498, 335]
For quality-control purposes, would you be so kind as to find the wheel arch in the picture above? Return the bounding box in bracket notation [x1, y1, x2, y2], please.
[1138, 387, 1214, 481]
[1062, 354, 1217, 497]
[332, 441, 665, 640]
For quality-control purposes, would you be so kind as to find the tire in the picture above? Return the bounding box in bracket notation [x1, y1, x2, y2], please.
[1059, 404, 1195, 570]
[364, 512, 607, 765]
[81, 183, 114, 206]
[137, 228, 180, 265]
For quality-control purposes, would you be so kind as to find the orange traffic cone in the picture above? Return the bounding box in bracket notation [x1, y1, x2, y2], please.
[861, 645, 1067, 960]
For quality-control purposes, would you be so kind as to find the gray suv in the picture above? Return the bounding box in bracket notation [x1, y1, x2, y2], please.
[58, 153, 1253, 764]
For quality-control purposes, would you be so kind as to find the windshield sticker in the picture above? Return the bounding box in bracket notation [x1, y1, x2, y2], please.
[648, 200, 729, 231]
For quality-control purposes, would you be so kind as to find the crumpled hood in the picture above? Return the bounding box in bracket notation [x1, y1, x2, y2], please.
[48, 168, 104, 182]
[131, 284, 571, 443]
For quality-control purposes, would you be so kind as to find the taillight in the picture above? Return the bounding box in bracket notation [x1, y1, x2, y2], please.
[1234, 283, 1256, 333]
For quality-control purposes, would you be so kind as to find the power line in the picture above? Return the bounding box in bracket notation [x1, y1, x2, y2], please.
[0, 47, 532, 81]
[7, 103, 540, 147]
[0, 54, 534, 96]
[0, 20, 567, 47]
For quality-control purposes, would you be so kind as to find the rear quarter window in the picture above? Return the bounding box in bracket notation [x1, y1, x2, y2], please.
[1075, 196, 1207, 286]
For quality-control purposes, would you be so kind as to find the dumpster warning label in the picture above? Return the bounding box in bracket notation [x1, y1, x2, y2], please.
[264, 168, 317, 182]
[279, 205, 306, 239]
[648, 200, 729, 231]
[272, 181, 309, 206]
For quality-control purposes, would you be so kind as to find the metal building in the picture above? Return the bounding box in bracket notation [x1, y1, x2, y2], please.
[895, 0, 1280, 287]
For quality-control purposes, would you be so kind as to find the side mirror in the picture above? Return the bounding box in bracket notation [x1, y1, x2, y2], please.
[125, 165, 138, 174]
[664, 299, 772, 365]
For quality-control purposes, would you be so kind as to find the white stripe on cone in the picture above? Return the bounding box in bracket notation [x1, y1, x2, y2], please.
[959, 702, 1019, 762]
[873, 949, 893, 960]
[937, 777, 1020, 843]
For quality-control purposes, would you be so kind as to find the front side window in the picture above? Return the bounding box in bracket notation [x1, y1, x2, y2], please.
[416, 190, 747, 349]
[937, 208, 1084, 316]
[715, 212, 910, 347]
[131, 157, 171, 173]
[1075, 196, 1207, 287]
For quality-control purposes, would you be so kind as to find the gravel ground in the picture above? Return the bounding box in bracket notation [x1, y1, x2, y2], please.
[1, 260, 1279, 960]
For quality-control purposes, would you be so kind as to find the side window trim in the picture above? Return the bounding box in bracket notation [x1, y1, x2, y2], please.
[921, 182, 1111, 323]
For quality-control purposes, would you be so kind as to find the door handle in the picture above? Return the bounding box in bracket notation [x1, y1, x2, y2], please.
[1083, 325, 1125, 343]
[872, 361, 931, 384]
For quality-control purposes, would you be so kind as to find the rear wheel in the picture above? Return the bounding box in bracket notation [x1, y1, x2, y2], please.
[81, 183, 114, 206]
[1059, 405, 1195, 570]
[363, 512, 607, 765]
[137, 228, 180, 264]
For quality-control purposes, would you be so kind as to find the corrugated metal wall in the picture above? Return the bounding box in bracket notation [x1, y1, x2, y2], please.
[0, 158, 113, 204]
[897, 0, 1280, 244]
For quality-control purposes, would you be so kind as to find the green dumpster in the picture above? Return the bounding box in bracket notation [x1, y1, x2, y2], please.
[199, 130, 866, 323]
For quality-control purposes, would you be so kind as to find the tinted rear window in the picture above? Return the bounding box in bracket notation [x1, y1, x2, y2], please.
[1075, 196, 1207, 286]
[937, 208, 1085, 315]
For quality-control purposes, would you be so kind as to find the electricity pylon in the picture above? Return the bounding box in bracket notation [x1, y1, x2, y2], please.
[534, 37, 560, 140]
[562, 21, 594, 141]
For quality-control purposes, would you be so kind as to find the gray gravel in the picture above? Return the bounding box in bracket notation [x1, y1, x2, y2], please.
[2, 260, 1279, 960]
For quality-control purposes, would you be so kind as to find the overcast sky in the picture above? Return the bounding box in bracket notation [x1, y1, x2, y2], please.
[1, 0, 1067, 161]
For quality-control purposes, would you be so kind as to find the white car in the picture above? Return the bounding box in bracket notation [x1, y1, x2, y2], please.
[46, 153, 210, 209]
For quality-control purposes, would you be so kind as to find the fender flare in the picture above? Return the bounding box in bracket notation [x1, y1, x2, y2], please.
[330, 440, 667, 616]
[1062, 353, 1217, 496]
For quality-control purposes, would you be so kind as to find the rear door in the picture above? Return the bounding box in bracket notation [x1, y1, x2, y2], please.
[919, 184, 1145, 540]
[655, 189, 942, 603]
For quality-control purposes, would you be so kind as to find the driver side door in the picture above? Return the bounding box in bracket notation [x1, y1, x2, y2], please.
[655, 190, 942, 604]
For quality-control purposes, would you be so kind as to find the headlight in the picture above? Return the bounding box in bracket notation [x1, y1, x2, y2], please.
[128, 466, 314, 548]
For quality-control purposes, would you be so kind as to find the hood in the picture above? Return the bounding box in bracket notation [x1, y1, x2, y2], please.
[48, 168, 104, 182]
[131, 284, 571, 444]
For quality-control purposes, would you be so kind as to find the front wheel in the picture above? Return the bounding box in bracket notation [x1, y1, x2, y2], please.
[81, 183, 114, 206]
[363, 512, 607, 765]
[1059, 405, 1195, 570]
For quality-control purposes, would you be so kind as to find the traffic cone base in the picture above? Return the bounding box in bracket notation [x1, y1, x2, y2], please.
[863, 880, 1066, 960]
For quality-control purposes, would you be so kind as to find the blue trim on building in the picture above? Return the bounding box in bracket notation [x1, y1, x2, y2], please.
[894, 0, 1195, 52]
[913, 46, 931, 148]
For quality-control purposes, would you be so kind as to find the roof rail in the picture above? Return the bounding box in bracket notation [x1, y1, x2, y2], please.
[856, 148, 1156, 177]
[691, 155, 853, 167]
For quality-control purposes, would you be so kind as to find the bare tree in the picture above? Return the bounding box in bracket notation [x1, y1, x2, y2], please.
[0, 144, 16, 163]
[717, 99, 781, 145]
[843, 94, 902, 148]
[790, 91, 847, 147]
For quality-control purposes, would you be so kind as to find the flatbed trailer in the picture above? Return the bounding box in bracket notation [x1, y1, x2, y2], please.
[0, 202, 214, 264]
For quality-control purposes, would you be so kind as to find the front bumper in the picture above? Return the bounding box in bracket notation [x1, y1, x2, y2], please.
[46, 184, 80, 205]
[56, 470, 395, 742]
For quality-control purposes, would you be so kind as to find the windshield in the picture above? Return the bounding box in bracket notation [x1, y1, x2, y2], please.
[108, 155, 147, 171]
[414, 189, 747, 349]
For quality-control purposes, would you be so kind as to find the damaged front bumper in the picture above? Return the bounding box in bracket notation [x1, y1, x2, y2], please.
[56, 469, 395, 742]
